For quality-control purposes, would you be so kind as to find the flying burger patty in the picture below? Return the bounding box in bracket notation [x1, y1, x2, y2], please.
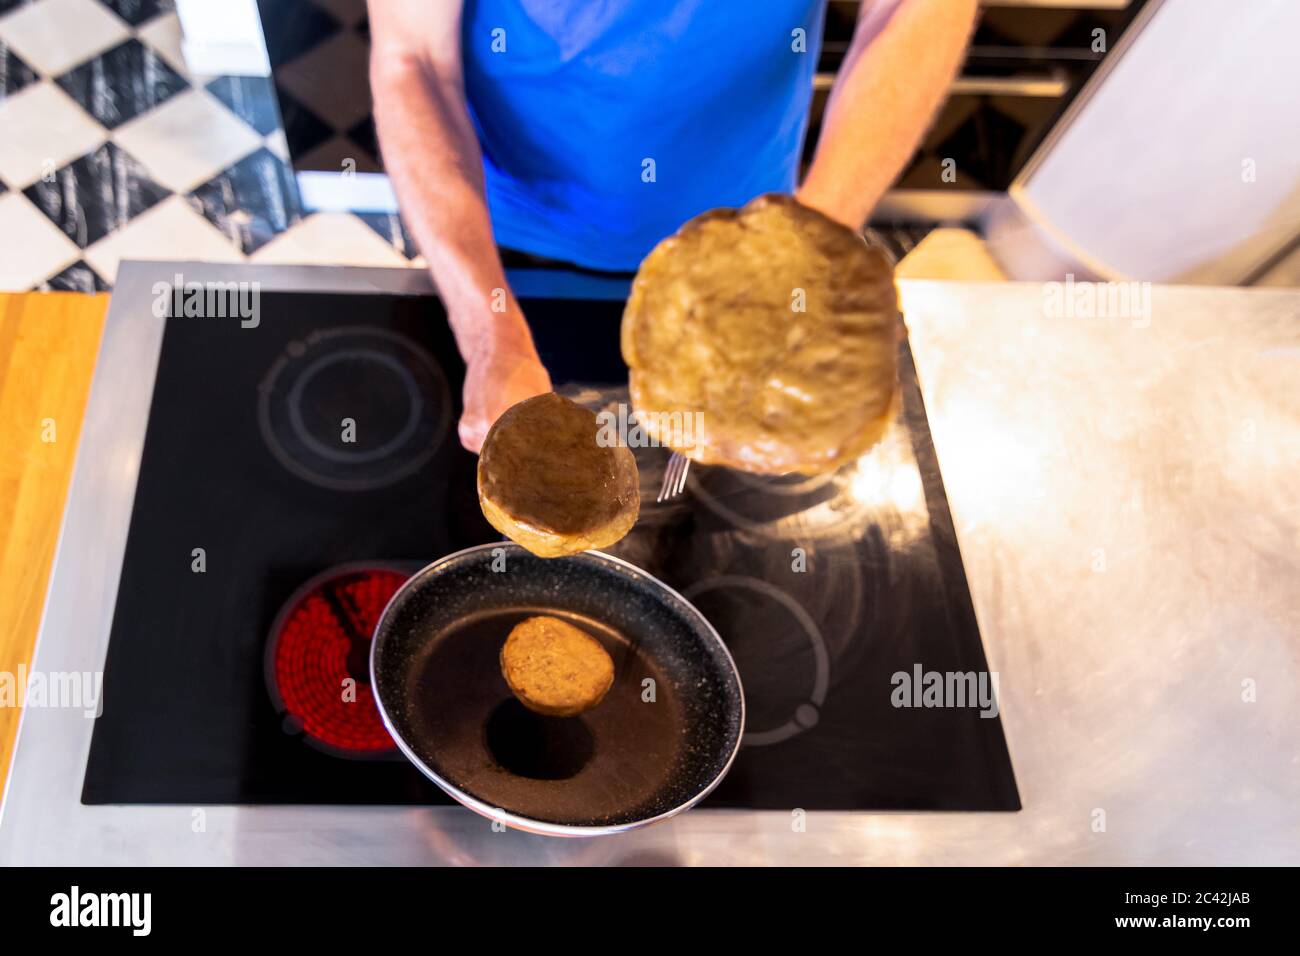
[622, 193, 899, 476]
[477, 392, 640, 558]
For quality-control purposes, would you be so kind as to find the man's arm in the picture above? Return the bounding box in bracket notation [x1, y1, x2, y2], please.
[368, 0, 550, 452]
[796, 0, 978, 230]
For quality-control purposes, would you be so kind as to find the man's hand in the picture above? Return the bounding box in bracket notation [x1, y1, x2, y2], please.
[458, 316, 552, 452]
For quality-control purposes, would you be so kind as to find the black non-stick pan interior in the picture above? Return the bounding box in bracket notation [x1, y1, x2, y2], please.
[372, 544, 744, 831]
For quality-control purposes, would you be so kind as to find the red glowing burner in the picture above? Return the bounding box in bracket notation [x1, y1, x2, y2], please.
[265, 565, 408, 758]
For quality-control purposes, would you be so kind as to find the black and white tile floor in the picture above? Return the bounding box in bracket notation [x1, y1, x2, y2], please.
[0, 0, 422, 292]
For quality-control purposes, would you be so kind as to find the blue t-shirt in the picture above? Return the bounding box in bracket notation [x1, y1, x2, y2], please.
[462, 1, 826, 271]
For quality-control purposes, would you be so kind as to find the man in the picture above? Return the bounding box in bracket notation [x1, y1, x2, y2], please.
[368, 0, 977, 451]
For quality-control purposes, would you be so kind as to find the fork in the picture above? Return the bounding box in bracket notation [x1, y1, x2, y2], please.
[657, 451, 691, 503]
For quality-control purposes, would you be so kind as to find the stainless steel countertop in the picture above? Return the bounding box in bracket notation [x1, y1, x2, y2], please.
[2, 262, 1297, 865]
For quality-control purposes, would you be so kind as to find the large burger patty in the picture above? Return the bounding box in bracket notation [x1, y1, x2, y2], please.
[622, 193, 899, 476]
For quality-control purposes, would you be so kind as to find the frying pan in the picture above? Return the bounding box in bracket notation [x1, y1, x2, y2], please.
[370, 543, 745, 836]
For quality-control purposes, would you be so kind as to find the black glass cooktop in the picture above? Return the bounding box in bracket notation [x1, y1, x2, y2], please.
[82, 285, 1019, 811]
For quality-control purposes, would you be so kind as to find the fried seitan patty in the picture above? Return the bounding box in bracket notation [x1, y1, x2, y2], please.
[622, 193, 899, 476]
[500, 615, 615, 717]
[477, 392, 639, 558]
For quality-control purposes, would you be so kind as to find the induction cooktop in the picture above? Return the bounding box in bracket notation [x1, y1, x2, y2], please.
[82, 288, 1019, 811]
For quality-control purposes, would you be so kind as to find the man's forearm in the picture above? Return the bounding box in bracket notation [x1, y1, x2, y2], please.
[369, 0, 551, 452]
[370, 54, 532, 361]
[797, 0, 978, 229]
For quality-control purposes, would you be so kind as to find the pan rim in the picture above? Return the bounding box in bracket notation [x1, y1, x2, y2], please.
[370, 541, 746, 837]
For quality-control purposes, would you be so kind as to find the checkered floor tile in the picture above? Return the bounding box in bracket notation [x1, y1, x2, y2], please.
[98, 0, 171, 28]
[255, 0, 380, 175]
[23, 140, 170, 248]
[56, 37, 189, 129]
[0, 0, 421, 291]
[186, 147, 305, 254]
[204, 74, 282, 136]
[0, 38, 38, 96]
